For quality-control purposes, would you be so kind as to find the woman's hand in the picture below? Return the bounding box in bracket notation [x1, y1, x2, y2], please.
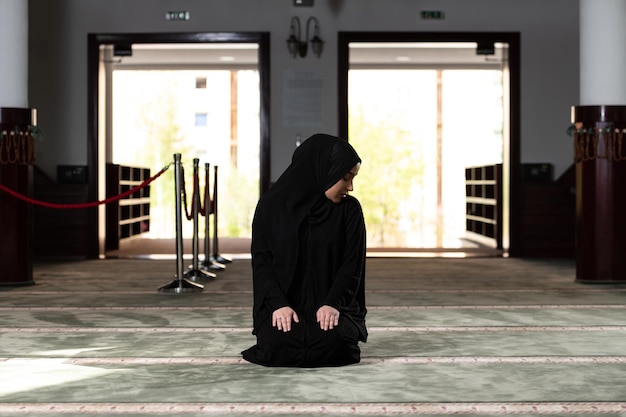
[272, 306, 299, 332]
[317, 305, 340, 331]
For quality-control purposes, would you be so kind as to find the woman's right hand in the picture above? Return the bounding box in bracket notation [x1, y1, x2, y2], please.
[272, 306, 299, 332]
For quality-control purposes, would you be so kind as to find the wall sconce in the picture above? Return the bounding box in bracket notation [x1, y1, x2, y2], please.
[287, 16, 324, 58]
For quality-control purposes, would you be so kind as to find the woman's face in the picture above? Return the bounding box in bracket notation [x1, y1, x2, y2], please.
[324, 163, 360, 203]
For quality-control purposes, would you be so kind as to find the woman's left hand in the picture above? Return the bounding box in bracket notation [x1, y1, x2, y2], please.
[317, 305, 340, 331]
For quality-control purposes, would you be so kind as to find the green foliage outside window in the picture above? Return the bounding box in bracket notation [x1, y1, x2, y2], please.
[349, 109, 425, 247]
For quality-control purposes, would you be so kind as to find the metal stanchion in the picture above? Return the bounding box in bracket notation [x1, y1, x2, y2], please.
[184, 158, 217, 282]
[201, 162, 225, 272]
[159, 154, 203, 293]
[210, 165, 232, 265]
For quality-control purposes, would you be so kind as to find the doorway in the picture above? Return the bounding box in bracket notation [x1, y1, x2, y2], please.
[338, 32, 521, 256]
[87, 33, 270, 259]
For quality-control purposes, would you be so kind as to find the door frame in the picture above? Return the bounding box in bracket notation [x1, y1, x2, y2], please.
[337, 31, 521, 256]
[87, 32, 271, 258]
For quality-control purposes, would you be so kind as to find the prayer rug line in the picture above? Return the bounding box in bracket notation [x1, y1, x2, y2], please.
[0, 402, 625, 415]
[1, 304, 625, 311]
[2, 325, 626, 333]
[10, 287, 626, 295]
[0, 356, 621, 366]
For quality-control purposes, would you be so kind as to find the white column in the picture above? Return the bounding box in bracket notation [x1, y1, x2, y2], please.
[0, 0, 28, 108]
[580, 0, 626, 105]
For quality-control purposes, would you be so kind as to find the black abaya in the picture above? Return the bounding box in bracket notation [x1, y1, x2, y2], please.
[241, 134, 367, 367]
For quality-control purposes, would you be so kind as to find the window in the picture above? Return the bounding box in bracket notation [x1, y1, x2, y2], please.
[195, 77, 207, 89]
[195, 112, 208, 127]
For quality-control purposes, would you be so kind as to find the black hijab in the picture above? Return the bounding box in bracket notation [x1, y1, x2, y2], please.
[251, 133, 362, 309]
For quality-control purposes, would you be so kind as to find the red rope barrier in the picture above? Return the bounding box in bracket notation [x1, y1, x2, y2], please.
[0, 164, 171, 209]
[182, 165, 212, 220]
[181, 166, 192, 220]
[200, 166, 214, 216]
[191, 169, 199, 219]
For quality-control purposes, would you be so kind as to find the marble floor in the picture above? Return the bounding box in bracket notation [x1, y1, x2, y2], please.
[1, 255, 626, 416]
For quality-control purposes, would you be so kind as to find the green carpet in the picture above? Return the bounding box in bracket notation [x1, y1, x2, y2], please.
[1, 256, 626, 416]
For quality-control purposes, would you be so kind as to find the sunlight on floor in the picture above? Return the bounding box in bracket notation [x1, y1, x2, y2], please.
[0, 358, 117, 397]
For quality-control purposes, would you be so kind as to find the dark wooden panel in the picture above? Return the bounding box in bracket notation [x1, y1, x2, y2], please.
[572, 105, 626, 281]
[32, 167, 89, 259]
[518, 165, 575, 257]
[0, 107, 35, 284]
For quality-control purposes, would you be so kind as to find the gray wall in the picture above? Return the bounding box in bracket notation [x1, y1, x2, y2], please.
[28, 0, 579, 181]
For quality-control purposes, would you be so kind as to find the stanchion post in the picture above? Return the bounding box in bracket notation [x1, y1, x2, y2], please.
[202, 162, 225, 271]
[158, 153, 203, 293]
[211, 165, 232, 264]
[183, 158, 216, 282]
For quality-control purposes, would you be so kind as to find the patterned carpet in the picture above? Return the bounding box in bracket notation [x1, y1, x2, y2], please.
[1, 255, 626, 416]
